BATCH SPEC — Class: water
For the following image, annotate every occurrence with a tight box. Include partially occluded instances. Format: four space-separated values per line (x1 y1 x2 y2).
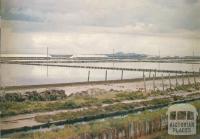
0 62 199 86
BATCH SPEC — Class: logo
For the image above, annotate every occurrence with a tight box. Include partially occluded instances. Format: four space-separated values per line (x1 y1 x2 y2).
166 103 198 135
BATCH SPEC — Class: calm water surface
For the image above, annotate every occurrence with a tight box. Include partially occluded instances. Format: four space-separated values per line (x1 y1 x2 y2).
0 62 199 86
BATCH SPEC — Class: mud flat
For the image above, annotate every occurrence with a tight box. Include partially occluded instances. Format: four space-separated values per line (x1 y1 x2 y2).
1 76 200 95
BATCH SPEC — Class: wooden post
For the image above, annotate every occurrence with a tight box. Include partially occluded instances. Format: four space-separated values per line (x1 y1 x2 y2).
187 73 190 85
143 74 146 92
199 68 200 76
105 70 107 81
175 73 178 87
199 68 200 83
47 65 49 77
153 74 156 91
194 72 196 85
162 74 164 91
168 74 171 89
149 71 151 78
182 74 184 85
121 70 124 80
88 70 90 82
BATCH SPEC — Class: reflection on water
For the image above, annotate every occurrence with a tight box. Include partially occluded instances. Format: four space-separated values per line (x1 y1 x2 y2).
67 62 200 72
0 62 199 86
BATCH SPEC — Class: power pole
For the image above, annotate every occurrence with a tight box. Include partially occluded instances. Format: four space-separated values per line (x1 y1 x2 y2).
46 47 49 77
158 46 160 70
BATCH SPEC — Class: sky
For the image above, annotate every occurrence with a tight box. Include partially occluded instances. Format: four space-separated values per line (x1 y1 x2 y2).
1 0 200 56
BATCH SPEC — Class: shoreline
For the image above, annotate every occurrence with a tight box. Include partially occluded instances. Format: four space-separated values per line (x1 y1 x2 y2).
0 78 146 90
1 75 199 91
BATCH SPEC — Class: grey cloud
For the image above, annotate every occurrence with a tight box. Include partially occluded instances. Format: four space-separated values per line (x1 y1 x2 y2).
2 0 199 34
184 0 199 4
1 0 200 56
3 12 43 22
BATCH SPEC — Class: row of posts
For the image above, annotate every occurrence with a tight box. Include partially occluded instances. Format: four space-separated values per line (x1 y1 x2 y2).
87 70 124 82
87 69 176 82
143 71 199 92
87 69 200 91
87 69 200 92
87 69 200 82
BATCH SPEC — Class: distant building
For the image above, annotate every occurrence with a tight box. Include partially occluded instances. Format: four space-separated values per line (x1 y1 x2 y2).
106 52 147 60
50 54 72 59
70 54 108 60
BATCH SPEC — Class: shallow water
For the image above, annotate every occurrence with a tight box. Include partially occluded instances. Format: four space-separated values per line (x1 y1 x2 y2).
0 62 199 86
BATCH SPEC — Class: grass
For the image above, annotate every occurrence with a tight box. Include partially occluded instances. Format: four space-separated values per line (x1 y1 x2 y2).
9 105 168 139
34 98 171 123
0 101 80 117
0 91 146 117
5 82 200 139
173 83 200 92
8 93 200 139
1 83 199 117
115 91 147 101
11 98 200 139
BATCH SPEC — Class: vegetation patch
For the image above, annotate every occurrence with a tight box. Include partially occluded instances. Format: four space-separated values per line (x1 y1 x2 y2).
1 83 199 117
10 99 200 139
9 106 168 139
0 89 66 102
34 98 171 123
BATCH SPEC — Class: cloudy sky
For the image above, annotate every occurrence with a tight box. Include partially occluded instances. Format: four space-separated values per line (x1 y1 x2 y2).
1 0 200 56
